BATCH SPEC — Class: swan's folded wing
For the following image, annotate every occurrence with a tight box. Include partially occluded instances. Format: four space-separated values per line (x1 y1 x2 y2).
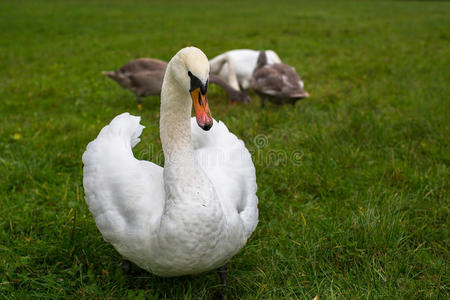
82 113 165 249
252 67 285 95
128 70 164 96
191 118 258 238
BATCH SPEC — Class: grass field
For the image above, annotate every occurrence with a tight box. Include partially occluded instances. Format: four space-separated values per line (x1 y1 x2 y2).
0 0 449 298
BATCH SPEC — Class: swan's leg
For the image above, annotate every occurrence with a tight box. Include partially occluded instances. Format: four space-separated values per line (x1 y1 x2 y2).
121 259 131 274
217 264 227 287
137 97 143 110
213 264 227 300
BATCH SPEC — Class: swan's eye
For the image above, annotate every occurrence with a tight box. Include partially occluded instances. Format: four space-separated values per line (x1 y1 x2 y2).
188 71 207 94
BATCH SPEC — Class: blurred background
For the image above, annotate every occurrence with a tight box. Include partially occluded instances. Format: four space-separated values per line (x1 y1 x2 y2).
0 0 448 298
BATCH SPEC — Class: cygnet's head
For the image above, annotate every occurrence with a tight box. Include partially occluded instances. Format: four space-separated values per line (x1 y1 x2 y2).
169 47 212 131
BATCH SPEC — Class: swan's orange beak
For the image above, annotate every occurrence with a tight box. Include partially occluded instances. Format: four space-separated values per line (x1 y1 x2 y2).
191 88 213 131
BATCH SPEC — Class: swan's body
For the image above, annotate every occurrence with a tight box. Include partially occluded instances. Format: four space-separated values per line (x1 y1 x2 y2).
251 51 309 107
103 58 250 104
210 49 282 90
102 58 167 99
83 47 258 277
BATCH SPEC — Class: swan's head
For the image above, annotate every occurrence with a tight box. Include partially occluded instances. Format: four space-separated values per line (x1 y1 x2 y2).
171 47 213 131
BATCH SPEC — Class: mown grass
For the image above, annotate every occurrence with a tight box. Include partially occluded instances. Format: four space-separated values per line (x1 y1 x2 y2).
0 0 448 298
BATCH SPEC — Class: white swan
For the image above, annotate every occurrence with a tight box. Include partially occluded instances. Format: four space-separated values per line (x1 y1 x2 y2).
210 49 282 90
82 47 258 277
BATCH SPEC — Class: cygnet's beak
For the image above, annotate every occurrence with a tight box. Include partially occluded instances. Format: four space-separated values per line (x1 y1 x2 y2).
191 86 212 131
299 90 310 98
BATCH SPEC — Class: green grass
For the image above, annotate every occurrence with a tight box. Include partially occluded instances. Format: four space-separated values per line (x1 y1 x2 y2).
0 0 449 298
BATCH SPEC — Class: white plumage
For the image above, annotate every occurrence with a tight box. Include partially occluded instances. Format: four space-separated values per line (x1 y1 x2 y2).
210 49 282 90
82 47 258 277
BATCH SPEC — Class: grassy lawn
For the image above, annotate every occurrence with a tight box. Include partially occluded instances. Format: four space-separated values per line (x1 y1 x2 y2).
0 0 448 298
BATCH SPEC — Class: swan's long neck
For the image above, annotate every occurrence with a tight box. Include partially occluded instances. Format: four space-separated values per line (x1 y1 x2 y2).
160 66 194 165
210 54 240 91
157 49 226 254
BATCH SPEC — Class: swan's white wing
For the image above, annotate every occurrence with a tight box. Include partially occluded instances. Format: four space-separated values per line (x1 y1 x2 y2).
82 113 165 256
191 118 258 238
